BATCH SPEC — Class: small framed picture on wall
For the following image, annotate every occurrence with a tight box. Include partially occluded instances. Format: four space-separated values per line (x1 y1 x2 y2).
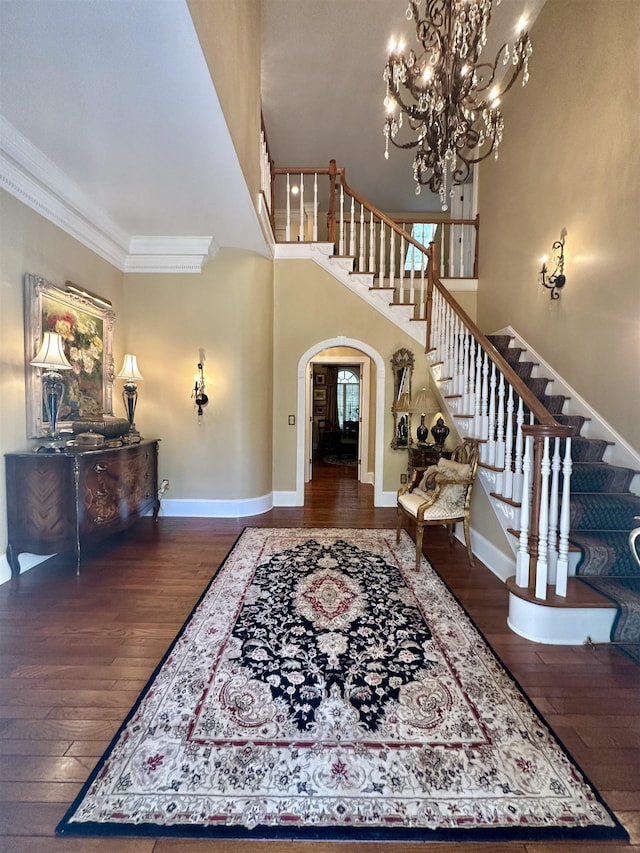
314 404 326 416
313 388 326 402
315 373 326 386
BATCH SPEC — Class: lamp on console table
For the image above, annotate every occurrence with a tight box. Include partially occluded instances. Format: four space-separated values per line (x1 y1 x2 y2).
411 387 438 444
116 354 143 441
30 331 72 449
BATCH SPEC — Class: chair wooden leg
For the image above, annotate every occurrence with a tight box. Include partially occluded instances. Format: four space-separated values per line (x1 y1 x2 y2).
415 523 424 571
463 517 475 567
446 522 454 545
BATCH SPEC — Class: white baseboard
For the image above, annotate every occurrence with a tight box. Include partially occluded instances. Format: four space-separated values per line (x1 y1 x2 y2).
161 494 273 518
272 490 300 507
379 490 398 508
462 526 516 582
0 552 53 586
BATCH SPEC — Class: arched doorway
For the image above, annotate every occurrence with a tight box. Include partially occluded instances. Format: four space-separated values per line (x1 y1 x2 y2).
295 337 386 506
308 355 367 483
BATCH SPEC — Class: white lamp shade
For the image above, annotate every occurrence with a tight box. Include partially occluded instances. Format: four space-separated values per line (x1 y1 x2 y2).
30 332 72 370
116 354 143 381
411 387 438 413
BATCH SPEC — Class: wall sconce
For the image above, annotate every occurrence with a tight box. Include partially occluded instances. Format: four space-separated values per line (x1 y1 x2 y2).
116 354 143 440
539 232 567 300
30 331 72 447
193 359 208 418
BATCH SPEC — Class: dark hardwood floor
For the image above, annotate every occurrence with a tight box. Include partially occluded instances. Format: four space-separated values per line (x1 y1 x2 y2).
0 458 638 852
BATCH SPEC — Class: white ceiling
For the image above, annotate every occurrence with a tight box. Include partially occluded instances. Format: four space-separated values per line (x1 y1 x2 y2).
0 0 546 269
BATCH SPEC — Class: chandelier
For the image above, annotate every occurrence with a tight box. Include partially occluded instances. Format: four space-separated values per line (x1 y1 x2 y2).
383 0 532 209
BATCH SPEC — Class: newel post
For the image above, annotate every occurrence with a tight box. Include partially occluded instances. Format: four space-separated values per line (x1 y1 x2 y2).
522 423 573 595
327 159 338 245
425 241 437 352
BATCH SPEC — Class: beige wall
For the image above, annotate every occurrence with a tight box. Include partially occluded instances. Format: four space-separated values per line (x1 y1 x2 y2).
0 190 125 571
122 249 273 501
187 0 262 203
273 260 433 494
478 0 640 450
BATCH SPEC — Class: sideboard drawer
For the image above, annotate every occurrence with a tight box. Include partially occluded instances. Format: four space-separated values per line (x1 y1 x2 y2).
5 439 159 577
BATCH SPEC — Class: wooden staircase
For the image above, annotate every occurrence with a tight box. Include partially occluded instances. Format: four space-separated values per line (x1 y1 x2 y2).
266 158 640 653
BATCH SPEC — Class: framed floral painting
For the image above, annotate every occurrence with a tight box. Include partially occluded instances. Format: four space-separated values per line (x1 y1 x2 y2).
24 274 115 438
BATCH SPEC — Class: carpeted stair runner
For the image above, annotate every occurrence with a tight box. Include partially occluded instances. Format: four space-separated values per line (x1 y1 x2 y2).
489 335 640 664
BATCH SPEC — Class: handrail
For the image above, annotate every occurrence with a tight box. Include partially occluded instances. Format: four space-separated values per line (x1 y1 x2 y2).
330 160 438 260
425 238 574 598
427 242 571 433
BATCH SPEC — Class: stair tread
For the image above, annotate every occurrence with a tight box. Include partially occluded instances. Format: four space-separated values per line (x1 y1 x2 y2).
506 576 617 609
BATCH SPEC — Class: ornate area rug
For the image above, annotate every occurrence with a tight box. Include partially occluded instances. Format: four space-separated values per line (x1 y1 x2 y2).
57 528 627 842
323 453 357 466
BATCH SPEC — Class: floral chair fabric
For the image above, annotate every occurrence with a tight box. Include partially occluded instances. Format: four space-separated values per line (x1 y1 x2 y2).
397 438 480 570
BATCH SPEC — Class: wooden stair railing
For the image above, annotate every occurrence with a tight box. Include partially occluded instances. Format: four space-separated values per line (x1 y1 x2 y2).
426 240 574 599
268 157 573 600
270 161 477 295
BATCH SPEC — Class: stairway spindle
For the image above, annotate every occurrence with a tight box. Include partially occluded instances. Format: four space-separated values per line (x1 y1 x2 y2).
389 229 396 295
535 436 551 600
368 211 375 275
516 433 533 587
298 173 304 242
313 173 318 242
339 184 345 255
349 196 355 257
556 437 572 597
488 360 497 466
503 384 515 499
286 173 291 242
548 437 562 583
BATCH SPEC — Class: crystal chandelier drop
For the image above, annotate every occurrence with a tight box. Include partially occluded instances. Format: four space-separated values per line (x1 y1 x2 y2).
383 0 532 209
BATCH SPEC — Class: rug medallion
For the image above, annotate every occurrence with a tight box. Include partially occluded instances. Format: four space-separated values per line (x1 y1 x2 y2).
57 528 627 841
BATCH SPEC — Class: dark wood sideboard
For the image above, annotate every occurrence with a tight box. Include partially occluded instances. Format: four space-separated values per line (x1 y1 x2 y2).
5 439 159 577
408 444 452 473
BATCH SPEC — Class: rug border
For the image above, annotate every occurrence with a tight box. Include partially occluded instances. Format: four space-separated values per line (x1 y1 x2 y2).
55 526 629 843
423 547 629 844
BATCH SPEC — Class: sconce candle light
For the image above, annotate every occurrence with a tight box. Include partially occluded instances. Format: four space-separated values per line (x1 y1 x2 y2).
116 354 143 440
539 233 567 299
30 331 72 446
193 361 208 418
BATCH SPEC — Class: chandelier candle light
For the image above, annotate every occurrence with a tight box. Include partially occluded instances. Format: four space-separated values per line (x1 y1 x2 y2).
383 0 532 208
116 354 143 440
30 331 72 445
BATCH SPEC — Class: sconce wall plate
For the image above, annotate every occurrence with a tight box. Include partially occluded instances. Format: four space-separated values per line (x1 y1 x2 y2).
540 233 567 300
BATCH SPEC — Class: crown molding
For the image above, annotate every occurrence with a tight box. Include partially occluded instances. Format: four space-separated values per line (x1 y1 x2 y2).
124 236 218 273
0 115 215 274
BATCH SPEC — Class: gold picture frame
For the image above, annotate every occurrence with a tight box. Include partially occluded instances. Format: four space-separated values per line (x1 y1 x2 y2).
24 274 115 439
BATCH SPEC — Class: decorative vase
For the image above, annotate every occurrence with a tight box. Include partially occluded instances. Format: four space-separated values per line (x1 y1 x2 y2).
416 414 429 444
431 416 450 450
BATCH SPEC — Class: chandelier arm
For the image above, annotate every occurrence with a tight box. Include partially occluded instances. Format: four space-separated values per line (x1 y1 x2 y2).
383 1 531 202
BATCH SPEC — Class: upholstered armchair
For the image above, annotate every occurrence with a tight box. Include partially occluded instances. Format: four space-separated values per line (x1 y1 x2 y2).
396 438 480 570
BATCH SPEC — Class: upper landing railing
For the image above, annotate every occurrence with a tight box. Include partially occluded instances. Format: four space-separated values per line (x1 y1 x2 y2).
261 153 479 285
259 145 574 601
